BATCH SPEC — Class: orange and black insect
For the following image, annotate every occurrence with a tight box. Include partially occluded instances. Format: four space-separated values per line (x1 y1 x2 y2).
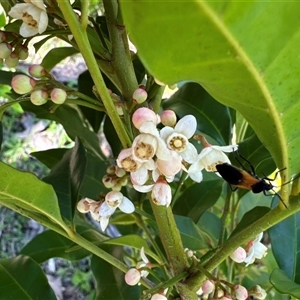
215 152 287 208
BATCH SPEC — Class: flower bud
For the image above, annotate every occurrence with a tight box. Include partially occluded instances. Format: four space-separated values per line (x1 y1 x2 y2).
77 198 95 213
160 110 177 127
132 88 148 104
125 268 141 286
201 280 215 294
132 107 159 129
106 165 116 175
5 52 19 68
50 88 67 104
248 285 267 299
0 43 12 59
102 175 115 189
151 180 172 207
234 285 248 300
11 74 36 94
115 166 126 177
30 90 48 106
28 64 47 78
18 45 29 60
230 247 247 263
151 294 167 300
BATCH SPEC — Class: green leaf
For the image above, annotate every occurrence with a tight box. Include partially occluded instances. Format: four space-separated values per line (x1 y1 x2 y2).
120 1 300 177
0 70 14 86
102 235 160 262
21 226 107 263
175 215 210 250
20 102 106 161
41 47 79 71
0 162 70 235
270 268 300 298
43 138 87 222
91 254 141 300
173 176 223 223
164 82 232 145
31 148 69 169
0 255 56 299
269 210 300 282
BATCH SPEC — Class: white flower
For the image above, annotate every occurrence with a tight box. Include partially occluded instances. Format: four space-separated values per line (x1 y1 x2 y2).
188 144 238 182
9 0 48 37
244 232 268 266
125 247 150 286
160 115 198 163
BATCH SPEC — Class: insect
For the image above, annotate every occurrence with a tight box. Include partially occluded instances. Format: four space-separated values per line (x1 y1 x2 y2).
215 152 288 208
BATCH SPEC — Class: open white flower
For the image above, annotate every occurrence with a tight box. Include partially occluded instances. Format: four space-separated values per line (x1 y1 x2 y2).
244 232 268 266
9 0 48 37
160 115 198 163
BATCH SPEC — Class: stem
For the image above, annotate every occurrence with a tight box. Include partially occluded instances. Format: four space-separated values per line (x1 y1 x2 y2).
103 0 138 103
59 1 132 148
184 194 300 291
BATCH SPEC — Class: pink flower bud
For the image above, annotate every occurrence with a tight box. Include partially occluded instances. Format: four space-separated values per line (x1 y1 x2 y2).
151 180 172 207
5 52 19 68
28 64 47 78
125 268 141 286
50 88 67 104
18 45 29 60
230 247 247 263
151 294 167 300
160 110 177 127
201 280 215 294
234 285 248 300
30 90 48 106
77 198 95 213
132 107 159 129
132 88 148 104
0 43 12 59
11 74 36 94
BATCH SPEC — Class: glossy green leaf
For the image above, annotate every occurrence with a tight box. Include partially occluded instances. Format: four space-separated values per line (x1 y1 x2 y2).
173 177 223 223
20 226 107 263
175 215 210 250
120 1 300 177
20 102 106 160
102 235 160 262
91 254 141 300
0 70 14 86
0 162 69 235
41 47 79 71
270 268 300 298
43 138 87 222
31 148 69 169
0 255 56 299
164 82 232 145
269 210 300 282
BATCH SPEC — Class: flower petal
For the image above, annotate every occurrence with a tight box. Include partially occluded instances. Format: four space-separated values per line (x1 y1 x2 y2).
119 197 135 213
175 115 197 139
100 217 110 231
181 143 198 163
133 184 154 193
99 202 116 217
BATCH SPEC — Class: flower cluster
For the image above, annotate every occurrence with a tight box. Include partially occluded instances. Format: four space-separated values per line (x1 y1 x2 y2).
116 107 238 206
77 191 134 231
230 232 268 266
11 66 68 106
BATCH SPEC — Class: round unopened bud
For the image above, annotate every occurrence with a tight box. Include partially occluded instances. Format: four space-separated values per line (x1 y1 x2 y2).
234 285 248 300
132 107 159 129
102 175 115 189
230 247 247 263
11 74 36 94
5 52 19 68
151 294 167 300
132 88 148 104
29 64 47 78
151 180 172 207
0 43 12 59
160 110 177 127
51 88 67 104
18 46 29 60
115 166 126 178
30 90 48 106
125 268 141 286
201 280 215 294
220 295 232 300
77 198 95 213
0 31 6 43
